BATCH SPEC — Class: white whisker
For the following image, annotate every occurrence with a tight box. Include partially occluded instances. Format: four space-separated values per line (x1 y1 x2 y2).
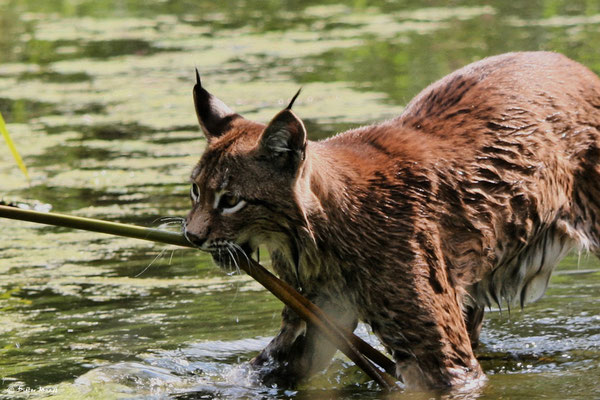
136 248 167 277
226 245 241 275
231 242 251 271
161 221 185 227
153 216 185 225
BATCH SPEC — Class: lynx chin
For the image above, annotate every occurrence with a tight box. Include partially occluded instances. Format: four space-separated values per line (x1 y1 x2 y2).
184 52 600 390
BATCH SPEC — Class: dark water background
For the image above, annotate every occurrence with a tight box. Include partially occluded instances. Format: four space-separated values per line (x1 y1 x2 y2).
0 1 599 398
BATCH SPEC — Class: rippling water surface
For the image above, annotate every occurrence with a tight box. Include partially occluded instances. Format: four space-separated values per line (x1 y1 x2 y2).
1 1 599 398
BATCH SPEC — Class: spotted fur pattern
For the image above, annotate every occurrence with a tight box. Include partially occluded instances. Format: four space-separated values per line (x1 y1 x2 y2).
184 52 600 389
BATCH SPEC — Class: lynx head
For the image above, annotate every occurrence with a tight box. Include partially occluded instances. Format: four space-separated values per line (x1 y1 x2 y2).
184 71 308 270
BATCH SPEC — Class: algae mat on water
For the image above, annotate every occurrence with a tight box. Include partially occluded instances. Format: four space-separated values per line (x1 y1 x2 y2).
1 1 600 398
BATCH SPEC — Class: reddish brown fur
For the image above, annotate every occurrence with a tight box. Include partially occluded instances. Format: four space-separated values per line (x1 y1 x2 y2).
185 52 600 390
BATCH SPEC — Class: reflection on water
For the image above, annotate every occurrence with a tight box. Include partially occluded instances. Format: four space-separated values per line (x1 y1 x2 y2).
1 1 599 398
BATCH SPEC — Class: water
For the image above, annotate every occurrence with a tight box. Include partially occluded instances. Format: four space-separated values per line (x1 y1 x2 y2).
1 1 599 398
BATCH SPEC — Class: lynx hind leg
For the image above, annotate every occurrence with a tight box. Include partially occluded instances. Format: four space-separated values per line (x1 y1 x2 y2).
250 298 357 388
571 163 600 263
464 304 485 350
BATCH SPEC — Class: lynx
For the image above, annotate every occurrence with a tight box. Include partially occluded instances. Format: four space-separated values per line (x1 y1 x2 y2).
184 52 600 389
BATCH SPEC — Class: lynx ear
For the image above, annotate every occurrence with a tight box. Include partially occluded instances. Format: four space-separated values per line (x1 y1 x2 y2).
259 96 307 168
193 69 240 141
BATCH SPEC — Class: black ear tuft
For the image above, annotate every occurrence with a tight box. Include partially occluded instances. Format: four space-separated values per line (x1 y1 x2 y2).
195 68 201 86
193 70 241 141
286 87 302 110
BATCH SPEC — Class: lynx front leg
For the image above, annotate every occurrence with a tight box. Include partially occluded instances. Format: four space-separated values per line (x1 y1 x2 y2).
250 298 357 388
369 289 482 389
365 243 484 389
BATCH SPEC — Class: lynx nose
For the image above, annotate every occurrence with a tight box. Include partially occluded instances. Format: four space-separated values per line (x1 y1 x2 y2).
185 231 207 248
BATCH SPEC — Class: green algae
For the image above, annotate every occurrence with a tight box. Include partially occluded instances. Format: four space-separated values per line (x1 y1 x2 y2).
1 1 600 399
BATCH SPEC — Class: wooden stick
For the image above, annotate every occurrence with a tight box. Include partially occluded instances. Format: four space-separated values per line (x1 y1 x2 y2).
0 205 398 389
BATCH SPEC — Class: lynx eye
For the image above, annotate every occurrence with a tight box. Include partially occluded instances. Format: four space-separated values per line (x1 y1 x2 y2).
190 183 200 203
220 193 239 208
218 193 247 215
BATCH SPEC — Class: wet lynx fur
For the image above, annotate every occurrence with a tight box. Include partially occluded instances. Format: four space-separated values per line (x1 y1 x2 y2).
184 52 600 389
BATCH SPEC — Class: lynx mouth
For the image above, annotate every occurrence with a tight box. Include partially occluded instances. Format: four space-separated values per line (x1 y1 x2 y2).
208 240 255 272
